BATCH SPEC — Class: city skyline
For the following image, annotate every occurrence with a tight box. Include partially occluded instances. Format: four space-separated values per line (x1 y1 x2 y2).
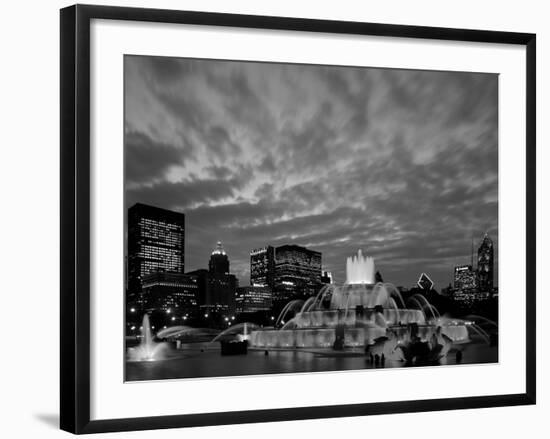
128 200 496 290
125 56 498 288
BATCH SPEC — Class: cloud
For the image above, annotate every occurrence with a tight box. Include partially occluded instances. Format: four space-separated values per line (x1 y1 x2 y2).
125 130 185 184
126 164 253 211
125 56 499 288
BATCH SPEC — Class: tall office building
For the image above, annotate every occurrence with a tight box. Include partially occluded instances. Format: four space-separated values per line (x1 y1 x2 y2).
477 233 494 292
454 265 477 290
273 244 322 301
127 203 185 309
185 268 210 307
206 242 237 313
209 241 230 274
250 246 275 287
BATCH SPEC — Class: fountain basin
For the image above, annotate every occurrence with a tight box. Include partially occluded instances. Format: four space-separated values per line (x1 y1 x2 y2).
249 324 469 349
290 308 426 329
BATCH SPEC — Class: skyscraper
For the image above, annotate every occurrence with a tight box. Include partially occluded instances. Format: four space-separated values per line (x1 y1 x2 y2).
454 265 477 290
250 246 275 288
273 244 322 301
417 272 434 290
206 242 237 313
127 203 185 308
185 268 210 307
477 233 494 291
209 241 230 274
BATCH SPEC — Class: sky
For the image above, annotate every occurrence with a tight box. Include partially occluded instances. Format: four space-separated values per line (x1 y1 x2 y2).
124 55 498 289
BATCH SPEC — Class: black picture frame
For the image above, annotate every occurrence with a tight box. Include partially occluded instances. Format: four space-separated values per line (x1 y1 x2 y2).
60 4 536 434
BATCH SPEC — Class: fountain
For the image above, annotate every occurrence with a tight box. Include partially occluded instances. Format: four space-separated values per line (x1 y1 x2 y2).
209 322 258 356
250 250 471 363
127 314 168 362
210 322 258 343
156 325 219 340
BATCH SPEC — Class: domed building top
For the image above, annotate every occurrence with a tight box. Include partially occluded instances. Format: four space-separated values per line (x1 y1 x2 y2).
209 241 230 275
212 241 226 255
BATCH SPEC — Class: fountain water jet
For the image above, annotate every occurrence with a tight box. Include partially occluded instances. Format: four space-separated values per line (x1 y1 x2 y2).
275 300 304 327
209 322 259 344
127 314 168 362
300 296 317 313
346 249 376 284
156 326 219 340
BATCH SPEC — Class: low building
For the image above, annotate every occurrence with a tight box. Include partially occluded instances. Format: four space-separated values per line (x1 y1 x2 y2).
235 286 272 314
454 264 477 290
452 288 490 305
141 272 199 313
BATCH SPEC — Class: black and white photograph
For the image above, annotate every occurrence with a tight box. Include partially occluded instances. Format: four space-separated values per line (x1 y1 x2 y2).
124 56 499 381
1 0 543 436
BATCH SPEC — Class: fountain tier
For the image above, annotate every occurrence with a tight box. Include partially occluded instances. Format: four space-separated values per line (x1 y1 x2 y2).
250 250 470 354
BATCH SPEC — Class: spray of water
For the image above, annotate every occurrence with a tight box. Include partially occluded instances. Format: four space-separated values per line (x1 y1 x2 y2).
127 314 168 362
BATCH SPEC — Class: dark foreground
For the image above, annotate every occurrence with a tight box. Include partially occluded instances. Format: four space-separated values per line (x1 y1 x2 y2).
126 336 498 382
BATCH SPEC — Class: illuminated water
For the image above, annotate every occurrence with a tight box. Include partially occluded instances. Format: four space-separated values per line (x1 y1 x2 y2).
127 314 168 362
210 322 258 343
125 337 497 381
250 251 471 358
125 250 496 378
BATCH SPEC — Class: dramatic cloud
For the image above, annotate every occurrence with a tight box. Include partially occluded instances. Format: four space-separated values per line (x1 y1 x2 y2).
125 130 185 184
125 55 498 288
